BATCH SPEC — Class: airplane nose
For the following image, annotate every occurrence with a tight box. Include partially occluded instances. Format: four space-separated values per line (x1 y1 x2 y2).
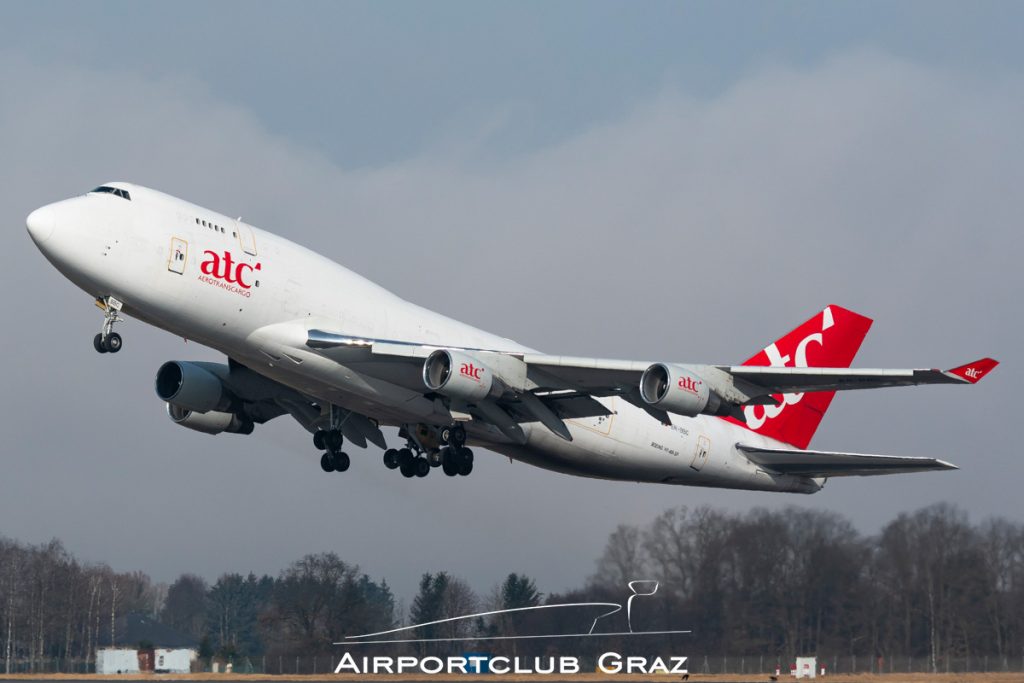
26 206 56 244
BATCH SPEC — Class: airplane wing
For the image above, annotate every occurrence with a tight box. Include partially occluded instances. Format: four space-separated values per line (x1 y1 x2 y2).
736 444 958 477
523 355 999 397
304 329 997 441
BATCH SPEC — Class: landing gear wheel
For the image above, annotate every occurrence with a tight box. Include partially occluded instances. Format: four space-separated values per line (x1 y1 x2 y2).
320 452 335 472
104 333 122 353
333 452 350 472
398 448 414 467
415 458 430 477
313 430 327 450
324 429 343 452
428 450 442 467
457 459 473 476
442 451 458 477
93 334 108 354
383 449 399 469
400 459 416 478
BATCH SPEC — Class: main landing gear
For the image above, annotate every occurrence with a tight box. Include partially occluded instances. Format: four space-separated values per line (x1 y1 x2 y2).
382 423 474 479
315 428 350 473
315 405 350 473
93 296 124 354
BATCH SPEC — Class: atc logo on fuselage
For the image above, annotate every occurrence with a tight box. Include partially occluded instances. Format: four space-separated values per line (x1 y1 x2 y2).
198 249 262 297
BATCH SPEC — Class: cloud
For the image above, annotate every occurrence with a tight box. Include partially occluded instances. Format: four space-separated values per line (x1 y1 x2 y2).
0 48 1019 600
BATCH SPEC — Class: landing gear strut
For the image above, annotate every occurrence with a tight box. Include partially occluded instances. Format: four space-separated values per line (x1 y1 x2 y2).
93 296 124 354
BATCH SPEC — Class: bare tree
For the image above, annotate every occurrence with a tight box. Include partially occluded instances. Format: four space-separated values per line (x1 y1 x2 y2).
591 524 645 589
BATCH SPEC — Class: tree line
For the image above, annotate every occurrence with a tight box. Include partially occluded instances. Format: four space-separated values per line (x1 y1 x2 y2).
1 502 1022 672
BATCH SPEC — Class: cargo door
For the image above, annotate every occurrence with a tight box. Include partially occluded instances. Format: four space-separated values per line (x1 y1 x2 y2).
236 219 258 255
168 237 188 274
691 435 710 471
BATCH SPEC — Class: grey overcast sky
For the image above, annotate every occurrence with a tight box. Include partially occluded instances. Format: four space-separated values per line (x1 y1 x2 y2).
1 2 1021 603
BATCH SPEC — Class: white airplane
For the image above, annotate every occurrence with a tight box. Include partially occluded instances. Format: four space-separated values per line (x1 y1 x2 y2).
26 183 998 493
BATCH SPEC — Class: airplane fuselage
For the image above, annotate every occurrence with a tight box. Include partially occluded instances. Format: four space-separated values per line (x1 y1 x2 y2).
26 183 822 493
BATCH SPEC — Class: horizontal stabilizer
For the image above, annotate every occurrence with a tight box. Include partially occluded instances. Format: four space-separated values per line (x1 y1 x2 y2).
737 444 958 477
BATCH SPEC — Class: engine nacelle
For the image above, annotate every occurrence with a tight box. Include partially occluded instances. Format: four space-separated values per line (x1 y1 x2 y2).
166 404 254 435
423 349 503 403
639 363 729 417
155 361 231 413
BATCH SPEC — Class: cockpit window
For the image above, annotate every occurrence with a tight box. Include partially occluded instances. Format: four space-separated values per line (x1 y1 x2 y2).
90 186 131 201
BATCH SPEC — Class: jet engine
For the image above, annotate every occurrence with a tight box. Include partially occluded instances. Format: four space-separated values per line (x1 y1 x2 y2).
639 363 731 417
422 349 504 402
155 361 232 413
166 404 254 435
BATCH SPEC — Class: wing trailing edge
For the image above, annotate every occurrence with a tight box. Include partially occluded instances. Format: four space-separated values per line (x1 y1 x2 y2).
737 443 958 478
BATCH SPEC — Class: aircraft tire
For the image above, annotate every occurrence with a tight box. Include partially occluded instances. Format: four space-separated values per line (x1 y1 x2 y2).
313 430 326 450
442 458 458 476
400 460 416 478
415 458 430 477
383 449 399 469
104 333 122 353
457 459 473 476
320 452 335 472
93 334 108 353
334 452 350 472
398 448 414 467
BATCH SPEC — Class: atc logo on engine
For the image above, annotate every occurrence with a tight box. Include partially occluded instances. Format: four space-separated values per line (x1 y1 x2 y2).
459 362 484 381
678 376 701 395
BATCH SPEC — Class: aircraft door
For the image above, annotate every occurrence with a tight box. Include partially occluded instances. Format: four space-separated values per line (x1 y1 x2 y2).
236 220 258 255
691 435 710 471
167 237 188 274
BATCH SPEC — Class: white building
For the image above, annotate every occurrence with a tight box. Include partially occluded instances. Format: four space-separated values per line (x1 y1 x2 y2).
155 648 195 673
96 649 140 674
95 647 196 674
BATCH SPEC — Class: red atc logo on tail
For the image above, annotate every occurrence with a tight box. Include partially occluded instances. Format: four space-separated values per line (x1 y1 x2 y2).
724 305 873 449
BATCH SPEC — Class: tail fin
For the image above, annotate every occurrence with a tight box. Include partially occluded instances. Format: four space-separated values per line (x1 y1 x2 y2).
725 305 873 449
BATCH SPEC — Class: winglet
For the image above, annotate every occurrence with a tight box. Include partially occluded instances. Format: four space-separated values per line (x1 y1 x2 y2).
947 358 999 384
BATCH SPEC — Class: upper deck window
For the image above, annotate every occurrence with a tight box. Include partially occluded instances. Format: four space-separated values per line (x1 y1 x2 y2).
90 186 131 201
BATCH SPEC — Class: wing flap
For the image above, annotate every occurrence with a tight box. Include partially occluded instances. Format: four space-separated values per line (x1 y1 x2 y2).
737 444 958 477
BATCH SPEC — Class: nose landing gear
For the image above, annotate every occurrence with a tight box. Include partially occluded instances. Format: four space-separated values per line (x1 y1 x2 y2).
93 296 124 354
